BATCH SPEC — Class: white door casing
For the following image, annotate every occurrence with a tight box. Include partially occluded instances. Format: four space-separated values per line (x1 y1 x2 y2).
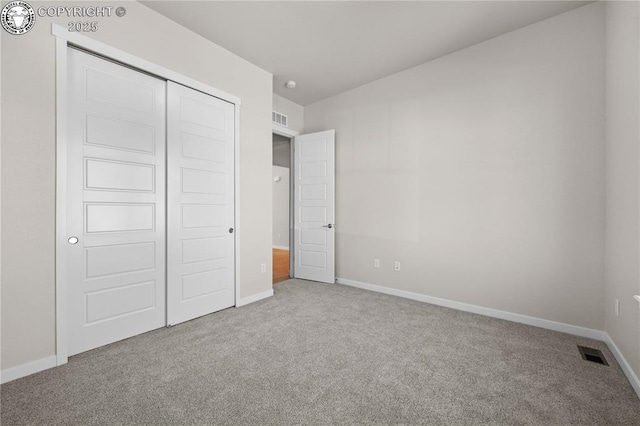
167 82 236 325
66 48 167 355
293 130 336 283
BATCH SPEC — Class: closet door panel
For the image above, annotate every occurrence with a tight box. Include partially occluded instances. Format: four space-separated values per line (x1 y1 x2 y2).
167 82 235 325
66 48 167 355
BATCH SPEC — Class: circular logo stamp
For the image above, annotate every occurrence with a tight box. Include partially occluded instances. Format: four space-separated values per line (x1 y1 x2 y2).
1 1 35 35
115 7 126 17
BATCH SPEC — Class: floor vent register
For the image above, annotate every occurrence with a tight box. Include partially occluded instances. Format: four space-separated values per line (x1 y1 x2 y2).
577 345 609 366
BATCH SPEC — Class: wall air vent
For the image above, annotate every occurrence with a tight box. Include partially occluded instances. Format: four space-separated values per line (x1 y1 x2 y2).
272 111 288 127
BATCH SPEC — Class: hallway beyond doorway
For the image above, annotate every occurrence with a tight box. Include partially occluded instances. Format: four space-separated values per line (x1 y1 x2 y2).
273 248 290 284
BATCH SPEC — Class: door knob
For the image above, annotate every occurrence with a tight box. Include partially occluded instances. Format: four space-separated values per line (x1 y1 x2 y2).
323 224 334 229
68 236 79 245
229 228 234 234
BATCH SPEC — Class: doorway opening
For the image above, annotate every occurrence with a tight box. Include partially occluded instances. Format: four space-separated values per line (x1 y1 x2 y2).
272 133 292 285
271 125 335 285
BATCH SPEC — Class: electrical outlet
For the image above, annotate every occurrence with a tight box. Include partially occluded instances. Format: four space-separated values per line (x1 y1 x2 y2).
615 299 620 317
374 259 380 269
394 261 400 271
261 263 266 273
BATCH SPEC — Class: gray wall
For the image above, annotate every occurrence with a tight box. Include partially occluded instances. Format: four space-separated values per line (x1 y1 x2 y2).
273 166 290 249
605 1 640 379
272 133 291 249
273 134 291 168
304 3 606 330
1 1 273 371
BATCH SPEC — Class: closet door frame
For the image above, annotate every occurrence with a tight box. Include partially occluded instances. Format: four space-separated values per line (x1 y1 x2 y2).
54 25 242 366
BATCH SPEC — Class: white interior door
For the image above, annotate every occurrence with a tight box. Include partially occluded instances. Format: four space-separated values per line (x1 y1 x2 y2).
66 48 167 355
293 130 336 283
167 82 235 326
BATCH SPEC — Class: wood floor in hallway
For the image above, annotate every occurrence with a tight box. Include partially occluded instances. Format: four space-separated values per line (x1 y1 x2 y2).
273 248 290 284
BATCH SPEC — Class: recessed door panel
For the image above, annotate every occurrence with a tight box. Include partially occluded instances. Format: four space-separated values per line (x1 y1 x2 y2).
67 48 166 356
86 115 156 153
182 237 226 264
180 98 226 130
85 204 154 233
299 251 327 269
181 204 226 229
86 68 155 113
181 169 225 195
167 81 235 326
300 161 327 179
86 281 156 323
182 269 227 300
181 133 225 162
300 138 327 156
85 159 154 192
300 206 327 223
86 242 155 278
300 184 327 201
300 229 327 246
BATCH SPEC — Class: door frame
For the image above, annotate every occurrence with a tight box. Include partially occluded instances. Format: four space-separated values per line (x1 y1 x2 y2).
54 25 242 366
272 125 299 279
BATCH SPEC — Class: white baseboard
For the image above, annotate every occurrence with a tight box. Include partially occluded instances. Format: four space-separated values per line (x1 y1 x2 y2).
236 288 274 307
273 245 289 250
1 355 57 384
336 278 605 340
604 333 640 398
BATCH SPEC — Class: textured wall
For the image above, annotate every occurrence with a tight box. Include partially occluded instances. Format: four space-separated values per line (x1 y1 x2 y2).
273 134 291 168
605 0 640 380
305 3 605 330
273 166 290 249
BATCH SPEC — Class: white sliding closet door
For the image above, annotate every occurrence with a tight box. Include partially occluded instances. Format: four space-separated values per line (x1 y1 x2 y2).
167 82 236 326
66 48 167 355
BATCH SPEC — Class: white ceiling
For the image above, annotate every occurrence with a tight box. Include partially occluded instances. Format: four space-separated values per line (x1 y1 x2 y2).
142 1 591 106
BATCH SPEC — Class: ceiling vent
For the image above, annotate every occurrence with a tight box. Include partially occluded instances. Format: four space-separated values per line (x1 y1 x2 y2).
272 111 288 127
